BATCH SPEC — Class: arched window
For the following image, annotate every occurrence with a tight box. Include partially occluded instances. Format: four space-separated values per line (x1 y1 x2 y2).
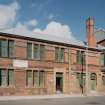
90 73 97 80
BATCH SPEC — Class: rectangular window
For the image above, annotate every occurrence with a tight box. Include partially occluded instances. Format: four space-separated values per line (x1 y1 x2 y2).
0 69 14 87
77 50 81 64
40 45 45 60
39 71 44 86
8 69 14 86
8 40 15 57
27 43 32 59
100 54 104 66
0 39 8 57
55 47 65 62
33 71 39 86
26 70 45 87
34 44 40 60
55 47 59 62
76 73 85 87
34 44 45 60
102 76 105 85
26 70 33 86
0 69 7 86
60 48 64 62
77 51 85 64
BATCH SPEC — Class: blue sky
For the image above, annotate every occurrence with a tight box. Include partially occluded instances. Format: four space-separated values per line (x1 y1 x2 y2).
0 0 105 41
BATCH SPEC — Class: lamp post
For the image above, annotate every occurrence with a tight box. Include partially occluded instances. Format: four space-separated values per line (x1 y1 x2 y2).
81 51 84 95
85 44 89 96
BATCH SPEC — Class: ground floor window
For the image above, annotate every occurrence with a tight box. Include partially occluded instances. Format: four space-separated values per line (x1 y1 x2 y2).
76 72 85 88
90 73 97 91
102 75 105 85
26 70 45 87
0 69 14 86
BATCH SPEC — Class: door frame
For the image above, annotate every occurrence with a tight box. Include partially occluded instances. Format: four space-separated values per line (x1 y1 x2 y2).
56 72 63 93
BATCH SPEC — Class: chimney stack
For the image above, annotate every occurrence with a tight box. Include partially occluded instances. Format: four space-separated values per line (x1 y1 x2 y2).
86 17 96 47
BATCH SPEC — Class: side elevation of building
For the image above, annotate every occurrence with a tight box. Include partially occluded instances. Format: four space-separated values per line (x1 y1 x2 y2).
0 17 105 96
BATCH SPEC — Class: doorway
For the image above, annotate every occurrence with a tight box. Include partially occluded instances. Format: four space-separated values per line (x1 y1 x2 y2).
56 73 63 93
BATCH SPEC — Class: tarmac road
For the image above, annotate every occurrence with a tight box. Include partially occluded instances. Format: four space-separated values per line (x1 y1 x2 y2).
0 96 105 105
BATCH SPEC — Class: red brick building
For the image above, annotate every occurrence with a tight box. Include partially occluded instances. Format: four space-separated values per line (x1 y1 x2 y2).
0 17 105 96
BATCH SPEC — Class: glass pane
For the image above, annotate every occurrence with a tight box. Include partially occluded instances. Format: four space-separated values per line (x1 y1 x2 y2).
60 48 64 62
77 51 82 64
33 71 39 86
8 40 15 57
82 54 85 65
55 47 59 62
1 40 8 57
8 69 14 86
40 45 45 60
100 54 104 66
39 71 44 86
34 44 40 60
27 43 32 59
27 70 33 86
0 69 7 86
102 76 105 85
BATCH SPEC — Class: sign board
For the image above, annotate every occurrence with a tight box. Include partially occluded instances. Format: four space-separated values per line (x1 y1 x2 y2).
13 60 28 68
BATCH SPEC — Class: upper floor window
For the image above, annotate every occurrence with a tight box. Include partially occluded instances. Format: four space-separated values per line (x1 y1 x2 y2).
77 50 85 64
27 43 45 60
0 39 15 58
8 40 15 57
100 53 105 66
0 39 8 57
27 43 32 59
34 44 45 60
55 47 65 62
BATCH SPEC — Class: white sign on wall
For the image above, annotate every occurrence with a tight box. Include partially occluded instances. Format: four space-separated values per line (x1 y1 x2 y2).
13 60 28 68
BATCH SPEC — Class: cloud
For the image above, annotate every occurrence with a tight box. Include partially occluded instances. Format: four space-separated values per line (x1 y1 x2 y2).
0 1 76 42
4 20 75 41
33 21 75 40
0 2 19 28
4 22 31 35
24 19 38 27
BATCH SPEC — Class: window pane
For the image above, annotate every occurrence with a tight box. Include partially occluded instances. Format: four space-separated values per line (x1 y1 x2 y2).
8 69 14 86
8 40 15 57
33 71 39 86
27 43 32 59
102 76 105 85
1 39 8 57
60 48 64 62
100 54 104 66
34 44 40 60
55 47 59 62
0 69 7 86
82 53 85 65
77 51 82 64
27 70 33 86
40 45 45 60
39 71 44 86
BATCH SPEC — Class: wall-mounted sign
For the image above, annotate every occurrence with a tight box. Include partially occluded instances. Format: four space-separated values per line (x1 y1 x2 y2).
13 60 28 68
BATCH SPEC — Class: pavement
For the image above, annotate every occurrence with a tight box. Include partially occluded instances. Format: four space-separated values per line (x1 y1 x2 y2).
0 95 105 105
0 94 103 101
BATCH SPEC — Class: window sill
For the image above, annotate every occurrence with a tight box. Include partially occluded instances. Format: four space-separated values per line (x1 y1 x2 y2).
0 86 15 88
25 86 45 89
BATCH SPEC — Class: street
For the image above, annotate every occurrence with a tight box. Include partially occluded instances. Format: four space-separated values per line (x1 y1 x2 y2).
0 96 105 105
